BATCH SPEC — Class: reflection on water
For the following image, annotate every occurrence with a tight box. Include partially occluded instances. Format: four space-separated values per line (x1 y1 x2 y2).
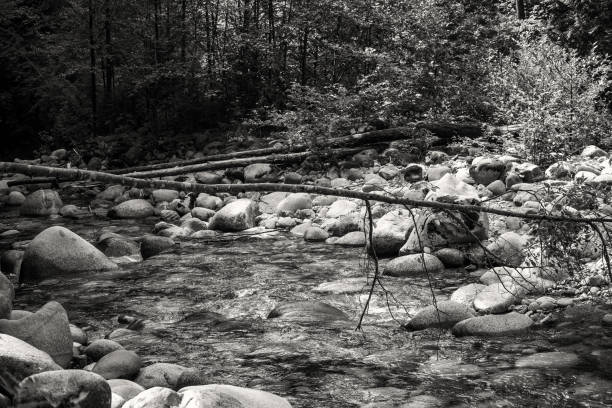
3 212 612 407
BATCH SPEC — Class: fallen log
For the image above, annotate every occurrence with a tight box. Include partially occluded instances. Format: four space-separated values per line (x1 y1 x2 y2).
110 121 483 175
2 162 612 226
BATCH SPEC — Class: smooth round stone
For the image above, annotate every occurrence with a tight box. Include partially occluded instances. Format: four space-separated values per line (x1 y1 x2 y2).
405 300 474 331
85 339 124 361
433 248 465 267
334 231 366 246
208 199 257 232
602 314 612 326
122 386 181 408
473 282 526 314
0 334 61 383
450 283 486 308
178 384 292 408
140 235 175 259
93 350 141 380
303 227 329 242
15 369 111 408
109 199 155 218
20 189 63 216
7 191 26 206
108 379 145 400
384 254 444 277
135 362 195 390
69 324 88 345
191 207 215 221
275 193 312 216
515 352 581 369
452 312 534 337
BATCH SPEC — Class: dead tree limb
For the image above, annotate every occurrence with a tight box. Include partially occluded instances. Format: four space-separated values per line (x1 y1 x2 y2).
3 162 612 226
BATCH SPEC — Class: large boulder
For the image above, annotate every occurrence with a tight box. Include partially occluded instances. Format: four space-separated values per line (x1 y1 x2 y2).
452 312 534 337
428 173 480 203
0 334 61 383
405 301 475 330
20 189 63 216
370 209 415 257
14 370 112 408
178 384 292 408
209 199 257 232
109 199 155 218
93 350 141 380
383 254 444 277
276 193 312 216
0 301 72 367
20 226 118 281
473 282 527 314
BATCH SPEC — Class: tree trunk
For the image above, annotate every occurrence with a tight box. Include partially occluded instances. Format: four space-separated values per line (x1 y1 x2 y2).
516 0 525 19
300 26 308 85
88 0 97 136
181 0 186 61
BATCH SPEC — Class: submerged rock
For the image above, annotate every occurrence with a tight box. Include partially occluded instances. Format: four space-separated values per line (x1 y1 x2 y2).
452 312 533 337
405 301 474 330
20 226 118 281
268 301 349 322
0 301 72 367
15 370 111 408
515 352 581 369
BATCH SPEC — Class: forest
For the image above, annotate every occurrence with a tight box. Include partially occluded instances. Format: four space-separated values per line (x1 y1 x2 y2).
2 0 612 407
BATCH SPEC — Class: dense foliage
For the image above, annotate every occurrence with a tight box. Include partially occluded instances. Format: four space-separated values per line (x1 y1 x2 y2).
1 0 611 162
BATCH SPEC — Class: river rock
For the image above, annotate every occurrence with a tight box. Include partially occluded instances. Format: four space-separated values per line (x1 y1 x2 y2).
362 174 388 192
433 248 465 267
335 231 366 246
97 185 125 201
109 199 155 218
582 145 608 158
1 249 24 277
7 191 26 206
135 363 196 390
405 301 474 330
195 193 223 210
378 164 400 180
20 189 63 216
427 165 451 182
20 226 118 281
93 350 141 380
268 301 349 322
473 282 527 313
303 227 329 241
140 235 175 259
0 301 72 367
85 339 125 361
276 193 312 216
469 157 506 186
178 384 292 408
191 207 215 221
511 183 547 206
327 200 359 218
487 180 506 195
0 273 13 319
244 163 274 182
122 386 181 408
108 379 145 401
0 334 62 383
209 199 257 232
195 171 222 184
322 215 363 236
353 149 378 166
97 233 141 258
151 189 179 203
486 232 527 266
452 312 534 337
14 369 111 408
450 283 487 308
370 209 415 257
384 254 444 277
515 352 581 369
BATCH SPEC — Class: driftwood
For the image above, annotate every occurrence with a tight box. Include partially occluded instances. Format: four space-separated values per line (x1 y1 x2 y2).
2 162 612 225
110 121 483 175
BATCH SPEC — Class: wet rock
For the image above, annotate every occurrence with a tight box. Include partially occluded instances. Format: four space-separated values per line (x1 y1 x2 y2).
191 207 215 221
85 339 125 361
70 324 88 345
1 249 23 277
276 193 312 216
405 300 474 330
20 226 118 281
334 231 366 246
303 227 329 242
427 165 451 182
181 218 208 232
371 209 415 257
268 301 349 322
108 379 145 401
93 350 141 380
97 185 125 201
322 215 363 236
178 384 292 408
109 199 155 219
14 369 111 408
195 193 223 210
327 200 359 218
452 312 534 337
140 235 175 259
0 334 61 383
122 386 181 408
384 254 444 277
473 282 527 313
244 163 274 182
450 283 486 308
470 157 506 186
486 232 526 266
0 301 72 367
59 204 83 218
209 199 257 232
135 363 199 390
152 189 179 203
97 233 141 258
195 172 222 184
160 209 180 223
433 248 465 267
312 278 366 294
7 191 26 206
20 189 63 216
515 352 581 369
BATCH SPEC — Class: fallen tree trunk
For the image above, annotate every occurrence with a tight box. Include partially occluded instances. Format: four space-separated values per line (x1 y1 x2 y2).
2 162 611 225
110 121 484 175
122 147 363 179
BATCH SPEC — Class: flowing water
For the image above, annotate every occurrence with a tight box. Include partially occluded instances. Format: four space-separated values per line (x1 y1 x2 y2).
2 209 612 407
